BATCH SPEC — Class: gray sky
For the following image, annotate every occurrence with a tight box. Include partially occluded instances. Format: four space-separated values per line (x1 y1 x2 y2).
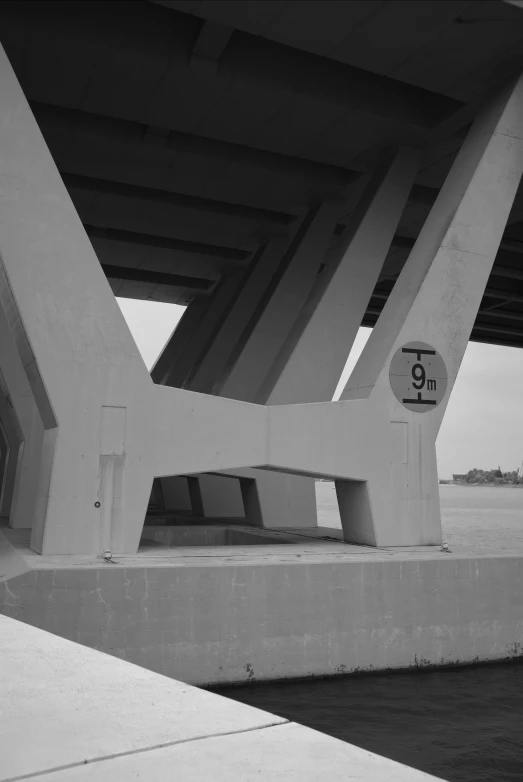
118 298 523 480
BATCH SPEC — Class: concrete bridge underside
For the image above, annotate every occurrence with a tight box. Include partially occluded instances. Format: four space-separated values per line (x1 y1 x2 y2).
1 1 523 553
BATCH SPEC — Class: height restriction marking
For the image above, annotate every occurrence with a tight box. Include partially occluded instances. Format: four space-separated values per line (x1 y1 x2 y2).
389 341 448 413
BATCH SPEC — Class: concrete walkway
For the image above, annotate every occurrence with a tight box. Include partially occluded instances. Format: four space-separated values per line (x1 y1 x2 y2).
0 614 441 781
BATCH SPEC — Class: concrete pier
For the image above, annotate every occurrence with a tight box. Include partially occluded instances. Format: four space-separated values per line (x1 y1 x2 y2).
0 4 522 752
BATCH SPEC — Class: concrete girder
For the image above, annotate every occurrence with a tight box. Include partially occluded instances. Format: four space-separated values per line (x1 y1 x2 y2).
33 103 459 220
219 30 461 130
32 102 356 194
0 2 462 130
85 224 252 263
102 264 214 292
63 172 297 226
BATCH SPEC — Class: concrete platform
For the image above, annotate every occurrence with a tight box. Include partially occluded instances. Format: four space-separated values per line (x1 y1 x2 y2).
1 614 441 781
1 524 522 687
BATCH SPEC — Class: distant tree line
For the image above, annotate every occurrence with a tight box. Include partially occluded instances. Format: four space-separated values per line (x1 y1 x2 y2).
461 468 522 485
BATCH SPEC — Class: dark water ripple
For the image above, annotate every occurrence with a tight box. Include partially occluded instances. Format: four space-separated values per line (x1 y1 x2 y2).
212 663 523 781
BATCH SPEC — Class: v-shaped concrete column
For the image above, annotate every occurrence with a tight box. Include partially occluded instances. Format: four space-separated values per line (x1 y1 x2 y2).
173 153 419 530
0 46 154 554
340 73 523 546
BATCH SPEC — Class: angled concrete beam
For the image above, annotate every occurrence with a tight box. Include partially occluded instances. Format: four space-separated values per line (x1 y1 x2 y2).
151 299 208 386
219 202 344 403
262 148 421 405
162 272 246 389
187 237 291 395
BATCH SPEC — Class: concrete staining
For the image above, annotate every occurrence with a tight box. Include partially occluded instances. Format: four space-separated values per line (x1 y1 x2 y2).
1 615 441 782
1 529 522 687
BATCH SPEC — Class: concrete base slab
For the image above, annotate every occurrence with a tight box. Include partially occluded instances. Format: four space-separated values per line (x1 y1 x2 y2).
1 527 522 688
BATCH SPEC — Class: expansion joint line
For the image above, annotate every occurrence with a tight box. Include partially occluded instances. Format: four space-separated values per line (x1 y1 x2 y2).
6 720 290 781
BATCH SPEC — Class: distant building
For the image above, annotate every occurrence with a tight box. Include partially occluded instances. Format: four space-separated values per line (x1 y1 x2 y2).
452 474 467 482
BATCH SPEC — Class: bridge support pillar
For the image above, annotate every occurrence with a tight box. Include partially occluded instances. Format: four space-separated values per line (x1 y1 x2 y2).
0 44 154 554
341 73 523 546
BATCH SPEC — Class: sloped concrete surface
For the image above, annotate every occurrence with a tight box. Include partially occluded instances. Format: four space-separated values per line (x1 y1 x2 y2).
0 615 441 781
30 723 442 781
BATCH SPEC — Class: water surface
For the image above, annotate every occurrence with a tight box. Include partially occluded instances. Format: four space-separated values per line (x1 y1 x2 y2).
214 663 523 782
316 481 523 554
215 485 523 782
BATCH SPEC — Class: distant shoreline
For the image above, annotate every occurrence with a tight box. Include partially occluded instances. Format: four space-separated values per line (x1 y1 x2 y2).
440 481 523 488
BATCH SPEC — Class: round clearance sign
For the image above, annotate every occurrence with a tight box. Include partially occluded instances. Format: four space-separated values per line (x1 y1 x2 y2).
389 342 448 413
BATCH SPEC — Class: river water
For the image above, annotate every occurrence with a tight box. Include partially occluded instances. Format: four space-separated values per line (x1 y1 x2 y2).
213 485 523 782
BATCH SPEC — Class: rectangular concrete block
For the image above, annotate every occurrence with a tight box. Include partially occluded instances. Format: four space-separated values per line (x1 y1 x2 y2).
1 555 522 686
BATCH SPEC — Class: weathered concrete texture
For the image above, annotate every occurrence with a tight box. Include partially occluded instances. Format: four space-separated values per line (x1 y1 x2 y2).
1 555 521 687
1 614 439 782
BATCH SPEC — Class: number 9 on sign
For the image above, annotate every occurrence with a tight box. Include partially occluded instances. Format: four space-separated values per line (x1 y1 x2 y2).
389 342 448 413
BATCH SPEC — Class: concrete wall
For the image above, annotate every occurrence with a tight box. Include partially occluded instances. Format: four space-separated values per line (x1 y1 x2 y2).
1 555 522 687
1 614 439 781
